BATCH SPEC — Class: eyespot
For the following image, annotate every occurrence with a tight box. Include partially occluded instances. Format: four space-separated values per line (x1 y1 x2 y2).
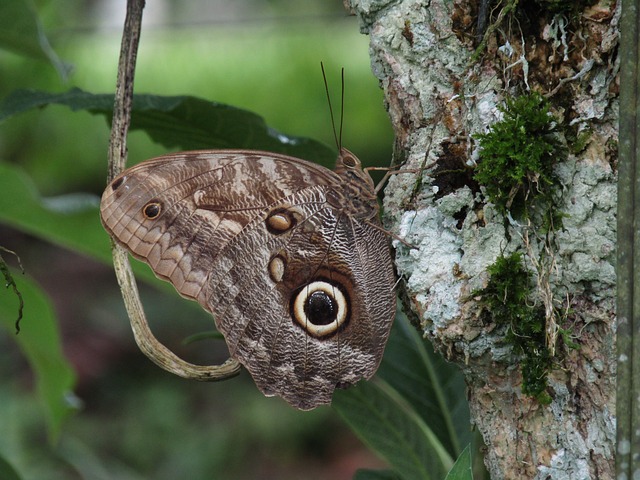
265 207 300 234
268 254 286 283
143 201 162 219
291 280 349 338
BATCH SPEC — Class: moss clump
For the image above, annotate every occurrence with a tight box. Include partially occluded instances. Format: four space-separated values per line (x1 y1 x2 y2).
474 92 565 216
567 127 592 155
475 252 552 404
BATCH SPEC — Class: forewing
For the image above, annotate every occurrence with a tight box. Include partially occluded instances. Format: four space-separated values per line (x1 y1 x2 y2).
100 150 336 306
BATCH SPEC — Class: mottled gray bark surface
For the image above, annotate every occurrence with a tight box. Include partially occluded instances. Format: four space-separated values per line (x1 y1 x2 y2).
345 0 618 478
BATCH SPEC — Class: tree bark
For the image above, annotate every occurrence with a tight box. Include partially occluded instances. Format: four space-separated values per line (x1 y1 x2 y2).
345 0 618 478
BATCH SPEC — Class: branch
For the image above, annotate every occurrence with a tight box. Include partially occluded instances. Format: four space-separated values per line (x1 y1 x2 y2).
106 0 240 381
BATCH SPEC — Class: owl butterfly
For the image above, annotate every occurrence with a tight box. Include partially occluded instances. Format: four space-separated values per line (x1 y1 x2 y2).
100 73 396 410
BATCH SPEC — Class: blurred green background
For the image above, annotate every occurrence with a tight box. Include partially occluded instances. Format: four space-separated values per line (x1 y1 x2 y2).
2 0 393 196
0 0 395 479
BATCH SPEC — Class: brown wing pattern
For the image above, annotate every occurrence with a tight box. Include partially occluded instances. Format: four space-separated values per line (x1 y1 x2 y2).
100 149 396 409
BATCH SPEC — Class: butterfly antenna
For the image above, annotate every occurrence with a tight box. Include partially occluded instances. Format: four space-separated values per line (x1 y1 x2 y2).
321 62 340 151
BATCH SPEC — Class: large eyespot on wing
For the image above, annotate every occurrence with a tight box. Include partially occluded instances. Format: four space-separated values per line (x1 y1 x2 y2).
291 279 350 338
211 202 396 410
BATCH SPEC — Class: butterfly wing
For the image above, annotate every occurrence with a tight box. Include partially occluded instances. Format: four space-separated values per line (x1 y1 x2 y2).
100 150 396 409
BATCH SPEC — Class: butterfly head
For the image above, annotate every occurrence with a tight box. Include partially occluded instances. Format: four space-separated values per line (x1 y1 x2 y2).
334 147 375 192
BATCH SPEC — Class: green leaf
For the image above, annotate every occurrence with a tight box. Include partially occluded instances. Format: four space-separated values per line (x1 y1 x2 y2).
0 88 336 166
0 162 161 285
0 162 111 263
0 0 69 79
376 312 471 457
333 378 453 480
0 452 22 480
445 445 473 480
353 469 402 480
0 270 77 441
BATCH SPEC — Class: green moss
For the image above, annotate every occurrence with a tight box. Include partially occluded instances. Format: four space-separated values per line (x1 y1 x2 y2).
475 252 552 403
480 253 532 321
474 92 565 216
520 345 552 404
567 127 593 155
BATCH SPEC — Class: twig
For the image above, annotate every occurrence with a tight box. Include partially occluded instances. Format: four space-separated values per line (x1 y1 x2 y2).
106 0 240 381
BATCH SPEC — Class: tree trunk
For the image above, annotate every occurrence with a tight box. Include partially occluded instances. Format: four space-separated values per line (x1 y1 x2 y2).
345 0 618 478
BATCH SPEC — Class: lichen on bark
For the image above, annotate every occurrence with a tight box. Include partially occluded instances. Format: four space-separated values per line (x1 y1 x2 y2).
346 0 618 478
